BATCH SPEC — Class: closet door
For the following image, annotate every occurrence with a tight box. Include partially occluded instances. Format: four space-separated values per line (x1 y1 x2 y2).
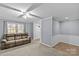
41 17 52 46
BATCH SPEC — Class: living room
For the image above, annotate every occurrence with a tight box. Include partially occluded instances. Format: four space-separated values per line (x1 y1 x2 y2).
0 3 79 56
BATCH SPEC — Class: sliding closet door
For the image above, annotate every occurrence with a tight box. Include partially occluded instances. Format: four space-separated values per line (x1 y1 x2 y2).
41 17 52 46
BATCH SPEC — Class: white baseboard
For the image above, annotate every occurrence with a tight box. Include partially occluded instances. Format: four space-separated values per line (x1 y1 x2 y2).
40 42 52 47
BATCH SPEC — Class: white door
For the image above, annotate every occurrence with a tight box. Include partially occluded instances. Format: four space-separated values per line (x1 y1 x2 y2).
33 22 41 40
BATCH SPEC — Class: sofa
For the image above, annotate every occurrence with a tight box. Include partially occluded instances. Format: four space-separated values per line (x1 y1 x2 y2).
1 33 31 50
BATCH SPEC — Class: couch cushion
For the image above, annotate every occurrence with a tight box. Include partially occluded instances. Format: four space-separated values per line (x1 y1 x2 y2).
22 38 29 41
6 40 15 44
22 36 27 38
7 37 14 41
15 36 22 39
15 39 23 42
15 38 29 42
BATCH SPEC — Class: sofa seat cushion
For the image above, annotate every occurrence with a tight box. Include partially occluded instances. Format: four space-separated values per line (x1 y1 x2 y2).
6 40 15 44
22 38 29 41
15 39 23 43
15 38 29 43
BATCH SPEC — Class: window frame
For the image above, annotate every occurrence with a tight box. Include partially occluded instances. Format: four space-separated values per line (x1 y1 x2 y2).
7 22 25 34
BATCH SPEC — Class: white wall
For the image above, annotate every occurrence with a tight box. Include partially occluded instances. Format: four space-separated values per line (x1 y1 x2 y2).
58 21 79 46
60 21 79 35
41 17 60 46
0 20 3 41
26 23 33 38
52 35 79 46
52 21 79 46
52 21 60 35
41 17 53 46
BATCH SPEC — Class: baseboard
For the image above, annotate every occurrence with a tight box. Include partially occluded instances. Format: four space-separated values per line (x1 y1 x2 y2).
40 42 52 47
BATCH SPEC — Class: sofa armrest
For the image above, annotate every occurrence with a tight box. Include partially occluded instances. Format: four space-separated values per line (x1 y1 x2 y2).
1 39 7 50
1 39 7 43
28 36 32 42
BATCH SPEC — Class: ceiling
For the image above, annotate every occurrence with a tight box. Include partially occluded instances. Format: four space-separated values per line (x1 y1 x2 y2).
0 3 79 22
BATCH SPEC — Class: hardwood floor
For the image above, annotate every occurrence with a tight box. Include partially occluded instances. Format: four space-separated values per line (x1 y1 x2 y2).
53 42 79 55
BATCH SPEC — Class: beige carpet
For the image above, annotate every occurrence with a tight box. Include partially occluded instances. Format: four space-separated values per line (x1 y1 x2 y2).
53 42 79 56
0 40 67 56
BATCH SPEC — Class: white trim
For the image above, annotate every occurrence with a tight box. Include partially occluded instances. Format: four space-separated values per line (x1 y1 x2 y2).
40 20 42 43
40 42 52 47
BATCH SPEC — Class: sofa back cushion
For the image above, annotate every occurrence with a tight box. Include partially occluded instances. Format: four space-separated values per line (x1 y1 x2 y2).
22 35 27 38
21 33 28 39
3 33 29 40
7 36 14 41
15 36 22 39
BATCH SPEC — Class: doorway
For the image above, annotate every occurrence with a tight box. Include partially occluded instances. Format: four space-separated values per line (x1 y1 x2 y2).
33 21 41 40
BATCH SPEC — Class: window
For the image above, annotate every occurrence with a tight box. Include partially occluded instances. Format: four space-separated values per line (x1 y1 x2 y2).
17 24 24 33
7 23 16 34
7 22 24 34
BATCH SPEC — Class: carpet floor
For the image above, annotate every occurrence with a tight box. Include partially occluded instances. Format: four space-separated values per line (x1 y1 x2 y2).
0 40 68 56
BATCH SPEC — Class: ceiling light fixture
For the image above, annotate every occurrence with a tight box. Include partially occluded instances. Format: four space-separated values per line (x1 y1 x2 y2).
23 12 31 19
26 12 31 18
65 17 69 19
23 15 27 19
